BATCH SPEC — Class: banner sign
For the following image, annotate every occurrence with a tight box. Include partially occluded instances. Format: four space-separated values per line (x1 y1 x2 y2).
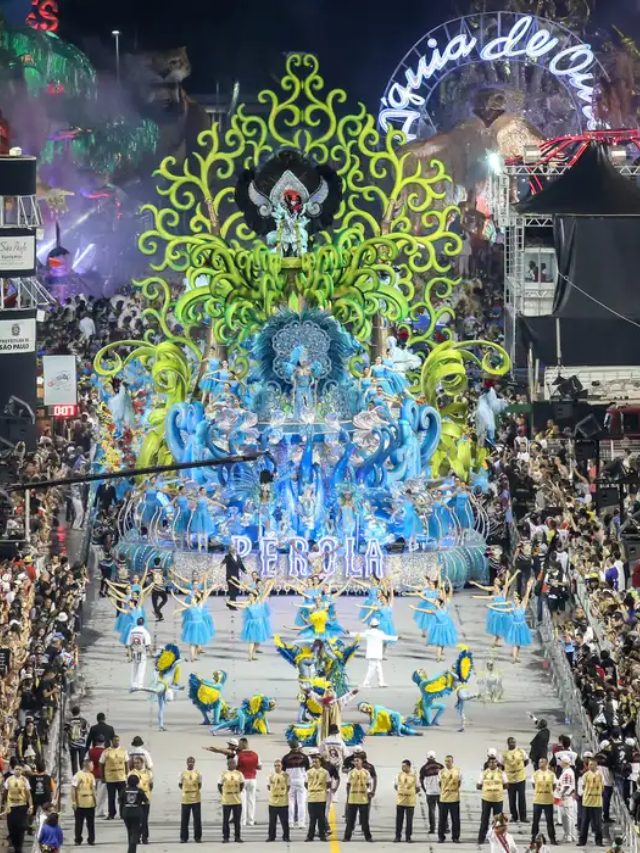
42 354 77 406
0 317 36 353
0 228 36 277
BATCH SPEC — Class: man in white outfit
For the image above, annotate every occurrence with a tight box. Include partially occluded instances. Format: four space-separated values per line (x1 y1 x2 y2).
353 618 398 688
487 813 519 853
282 739 310 829
555 751 577 843
127 617 152 691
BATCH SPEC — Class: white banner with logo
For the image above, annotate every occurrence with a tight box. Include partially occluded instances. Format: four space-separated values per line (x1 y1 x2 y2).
0 317 36 354
42 354 77 406
0 229 36 276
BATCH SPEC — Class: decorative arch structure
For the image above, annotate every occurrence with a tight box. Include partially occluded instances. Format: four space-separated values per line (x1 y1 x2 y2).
379 12 607 141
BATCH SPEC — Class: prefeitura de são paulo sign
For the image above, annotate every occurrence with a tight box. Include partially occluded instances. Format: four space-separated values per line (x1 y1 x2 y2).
379 12 605 140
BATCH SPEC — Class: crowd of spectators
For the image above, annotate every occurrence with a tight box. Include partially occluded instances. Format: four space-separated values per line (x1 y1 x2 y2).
488 392 640 834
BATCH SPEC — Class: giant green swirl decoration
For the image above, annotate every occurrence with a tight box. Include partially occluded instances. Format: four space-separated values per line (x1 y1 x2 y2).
94 52 511 471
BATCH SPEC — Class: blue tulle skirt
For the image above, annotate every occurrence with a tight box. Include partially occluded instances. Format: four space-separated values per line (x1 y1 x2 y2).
428 610 459 647
190 505 213 536
486 596 510 637
182 606 214 646
360 587 380 622
141 495 158 527
120 606 147 645
241 604 270 644
174 499 191 534
377 607 397 641
507 610 532 647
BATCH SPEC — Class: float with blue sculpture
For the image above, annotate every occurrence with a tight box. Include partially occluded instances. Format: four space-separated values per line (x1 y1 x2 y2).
92 54 510 588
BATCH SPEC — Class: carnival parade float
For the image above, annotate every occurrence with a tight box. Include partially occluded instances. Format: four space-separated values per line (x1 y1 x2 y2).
93 54 510 587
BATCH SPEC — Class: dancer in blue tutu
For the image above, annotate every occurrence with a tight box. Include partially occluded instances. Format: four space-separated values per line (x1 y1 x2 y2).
199 349 220 408
112 588 150 646
138 476 163 532
360 589 397 643
290 574 324 626
187 486 221 552
471 571 519 647
169 485 192 547
490 579 535 664
229 580 275 662
410 581 458 661
171 581 217 661
353 580 384 623
106 581 134 634
407 574 440 638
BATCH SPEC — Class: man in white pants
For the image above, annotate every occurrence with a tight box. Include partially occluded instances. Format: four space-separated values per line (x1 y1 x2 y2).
353 618 398 688
282 740 310 829
127 617 152 691
556 751 577 843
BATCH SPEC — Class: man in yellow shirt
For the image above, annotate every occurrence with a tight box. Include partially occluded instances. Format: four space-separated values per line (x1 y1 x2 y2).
531 757 557 844
4 765 33 853
438 754 463 843
267 758 290 842
394 759 419 843
218 756 244 843
305 753 329 841
99 734 128 820
578 758 603 846
477 755 508 844
344 755 373 842
179 756 202 843
501 736 530 823
71 758 97 846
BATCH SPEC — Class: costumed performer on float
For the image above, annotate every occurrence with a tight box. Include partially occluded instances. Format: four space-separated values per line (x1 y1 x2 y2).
475 382 508 447
209 695 276 735
409 579 458 661
285 345 322 421
187 486 226 553
188 669 228 725
230 580 275 661
136 643 183 731
168 485 193 548
489 578 535 664
471 571 519 648
408 646 474 727
357 702 422 736
170 580 217 662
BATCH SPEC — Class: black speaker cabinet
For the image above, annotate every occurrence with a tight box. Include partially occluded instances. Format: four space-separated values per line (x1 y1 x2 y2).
0 156 37 197
596 485 620 510
552 400 575 422
623 538 640 564
575 440 598 463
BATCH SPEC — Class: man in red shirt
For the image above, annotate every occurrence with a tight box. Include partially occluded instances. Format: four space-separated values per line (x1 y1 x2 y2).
88 734 107 817
236 737 261 827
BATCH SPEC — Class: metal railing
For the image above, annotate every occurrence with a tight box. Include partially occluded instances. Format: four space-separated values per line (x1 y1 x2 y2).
533 600 638 853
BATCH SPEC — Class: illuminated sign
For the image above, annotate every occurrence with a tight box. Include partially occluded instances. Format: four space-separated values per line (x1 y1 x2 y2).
232 535 386 579
51 404 79 418
379 14 597 140
26 0 60 32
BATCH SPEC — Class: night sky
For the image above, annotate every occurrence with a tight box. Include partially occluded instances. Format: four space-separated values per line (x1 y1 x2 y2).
53 0 640 113
55 0 471 110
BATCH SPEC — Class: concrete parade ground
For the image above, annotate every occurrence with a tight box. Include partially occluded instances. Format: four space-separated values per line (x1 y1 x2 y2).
61 585 589 853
